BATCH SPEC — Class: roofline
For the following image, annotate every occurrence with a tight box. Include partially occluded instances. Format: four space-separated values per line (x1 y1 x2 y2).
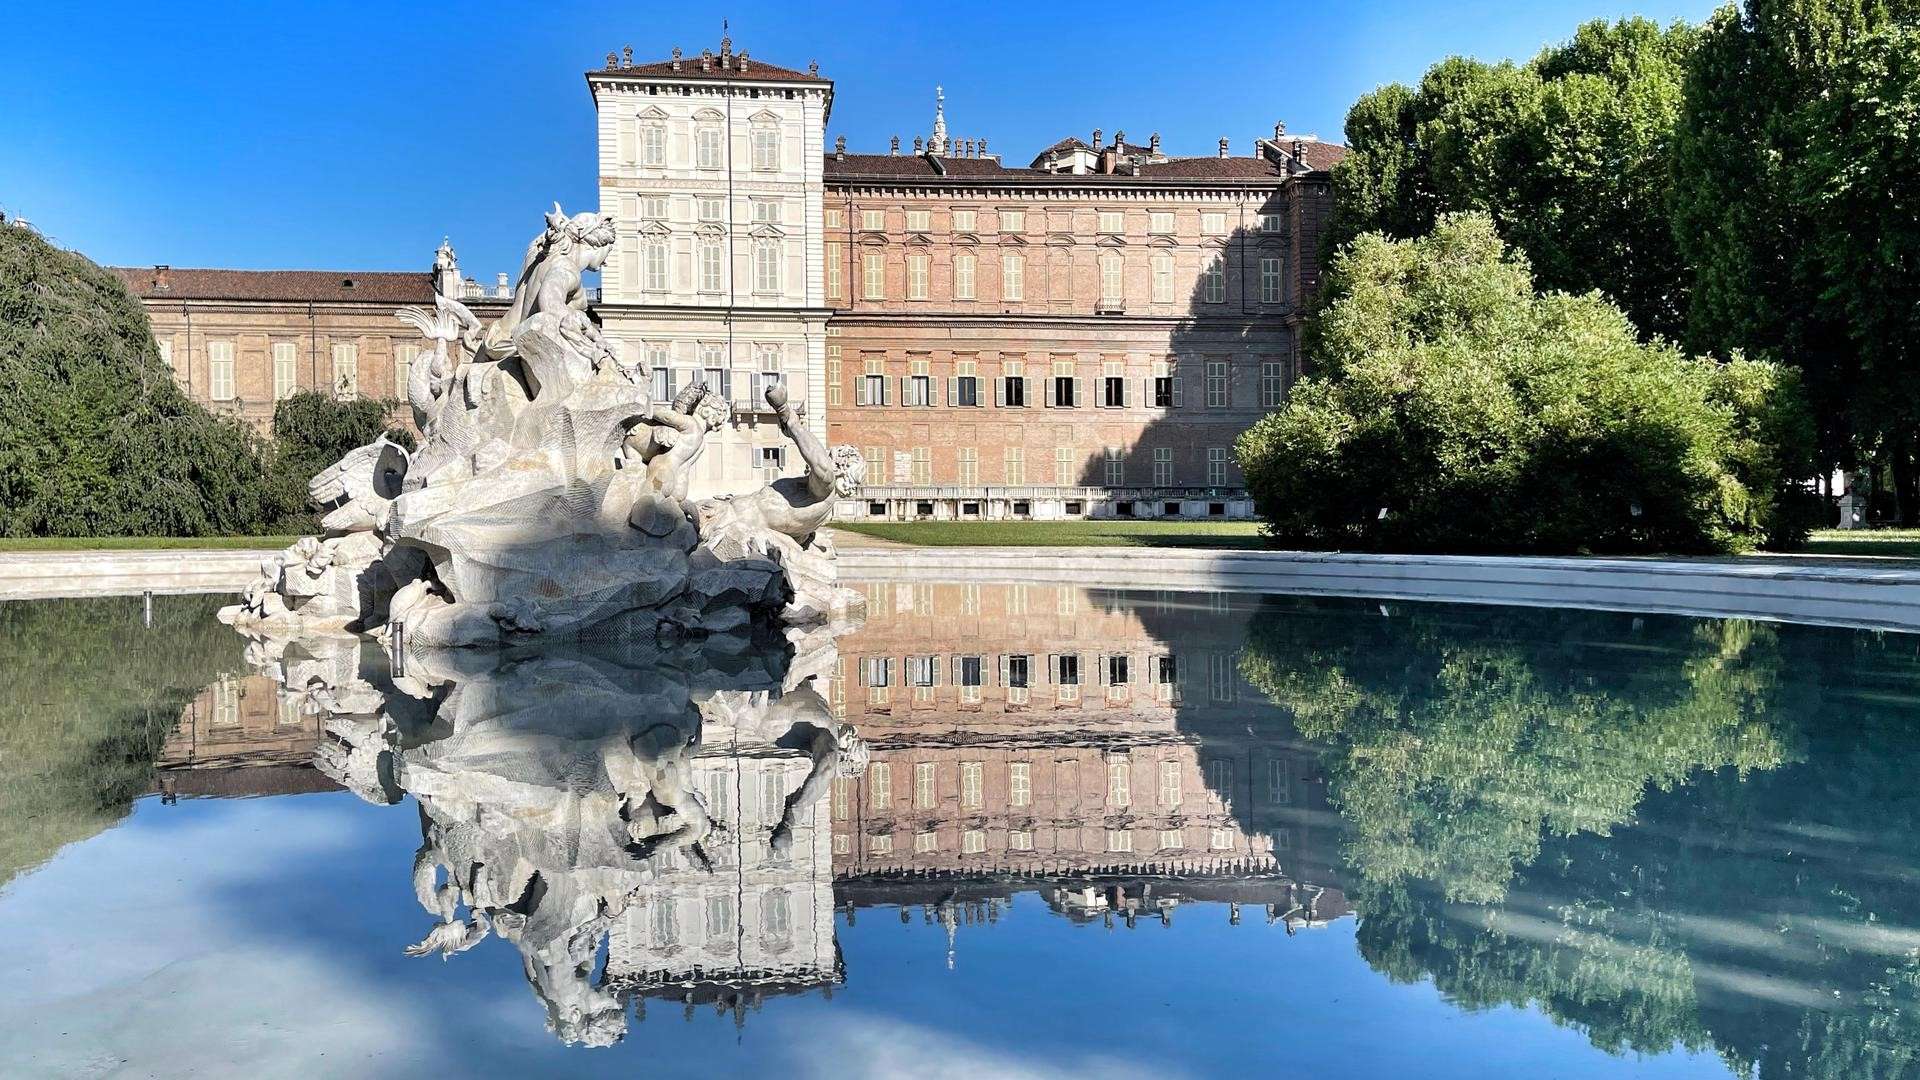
585 67 834 123
821 168 1334 190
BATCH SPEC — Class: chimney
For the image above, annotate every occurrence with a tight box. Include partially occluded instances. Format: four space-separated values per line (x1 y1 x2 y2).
495 272 510 298
1150 132 1161 154
604 51 618 70
701 49 712 72
1274 120 1286 140
1098 145 1118 174
1092 128 1103 149
914 135 925 154
737 50 749 72
621 44 633 68
1218 137 1230 158
834 135 847 160
153 265 171 291
808 59 819 76
890 135 900 156
978 137 989 158
1115 130 1126 150
672 46 683 71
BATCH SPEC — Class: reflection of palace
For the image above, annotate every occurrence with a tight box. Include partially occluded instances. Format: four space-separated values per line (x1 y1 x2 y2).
201 582 1348 1041
160 671 334 798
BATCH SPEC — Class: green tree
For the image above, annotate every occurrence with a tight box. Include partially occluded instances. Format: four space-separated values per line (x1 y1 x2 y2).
1330 17 1698 340
1672 0 1920 511
0 224 275 536
1237 214 1814 554
262 391 414 532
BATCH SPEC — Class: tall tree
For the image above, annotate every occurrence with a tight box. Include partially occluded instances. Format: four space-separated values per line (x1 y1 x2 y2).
1673 0 1920 513
1329 18 1699 341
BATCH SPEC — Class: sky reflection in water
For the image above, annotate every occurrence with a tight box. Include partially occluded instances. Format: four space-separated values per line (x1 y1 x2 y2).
2 584 1917 1078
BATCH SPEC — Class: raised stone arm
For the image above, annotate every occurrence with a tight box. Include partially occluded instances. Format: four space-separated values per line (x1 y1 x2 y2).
766 382 836 500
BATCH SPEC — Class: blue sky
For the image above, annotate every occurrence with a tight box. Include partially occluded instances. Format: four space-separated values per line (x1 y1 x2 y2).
0 0 1719 278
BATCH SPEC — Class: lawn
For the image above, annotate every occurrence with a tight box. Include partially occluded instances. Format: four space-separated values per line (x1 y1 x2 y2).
1786 528 1920 559
0 536 298 552
833 520 1273 549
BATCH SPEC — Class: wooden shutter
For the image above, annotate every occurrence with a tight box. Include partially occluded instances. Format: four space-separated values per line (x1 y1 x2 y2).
994 377 1005 407
1171 371 1184 408
1072 377 1083 408
856 376 869 406
1045 378 1056 408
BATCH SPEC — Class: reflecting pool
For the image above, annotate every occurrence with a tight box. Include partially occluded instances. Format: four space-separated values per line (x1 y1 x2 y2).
4 584 1920 1078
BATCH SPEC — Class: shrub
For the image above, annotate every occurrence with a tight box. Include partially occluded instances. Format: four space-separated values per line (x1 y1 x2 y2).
261 392 414 531
1237 214 1813 555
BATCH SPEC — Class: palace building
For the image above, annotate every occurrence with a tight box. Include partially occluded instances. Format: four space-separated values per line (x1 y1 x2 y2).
117 37 1342 513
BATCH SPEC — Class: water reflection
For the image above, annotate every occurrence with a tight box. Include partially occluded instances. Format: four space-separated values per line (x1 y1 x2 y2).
30 583 1920 1073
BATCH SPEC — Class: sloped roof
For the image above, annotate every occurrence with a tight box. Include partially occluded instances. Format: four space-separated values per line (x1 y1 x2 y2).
111 267 436 304
589 53 824 83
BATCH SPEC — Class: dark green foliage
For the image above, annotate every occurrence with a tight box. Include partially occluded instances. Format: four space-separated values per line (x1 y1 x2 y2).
0 224 274 536
1238 215 1814 554
1329 17 1699 340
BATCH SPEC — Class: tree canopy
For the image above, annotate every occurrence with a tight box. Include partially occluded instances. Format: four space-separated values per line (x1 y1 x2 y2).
1236 214 1816 554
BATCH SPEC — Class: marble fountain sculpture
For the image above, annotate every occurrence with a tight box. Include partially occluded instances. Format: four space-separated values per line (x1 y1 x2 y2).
254 622 865 1046
222 204 866 647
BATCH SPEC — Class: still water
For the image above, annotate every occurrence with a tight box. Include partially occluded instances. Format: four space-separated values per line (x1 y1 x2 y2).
4 583 1920 1078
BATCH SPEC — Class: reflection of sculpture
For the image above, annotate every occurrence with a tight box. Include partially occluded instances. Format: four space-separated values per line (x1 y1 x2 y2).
281 633 850 1047
222 202 865 646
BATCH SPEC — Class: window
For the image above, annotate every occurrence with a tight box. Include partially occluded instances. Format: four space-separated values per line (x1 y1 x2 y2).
753 239 781 293
1153 359 1181 408
707 894 735 939
1007 654 1031 689
906 209 931 232
915 830 938 853
272 341 298 400
640 195 669 220
1103 448 1124 486
394 342 417 401
953 359 979 406
861 208 885 231
1108 759 1131 806
1054 446 1075 485
1001 359 1026 407
906 359 933 407
953 254 975 300
1206 359 1229 408
651 898 679 944
827 346 842 407
911 446 931 484
871 833 894 855
961 762 983 808
207 340 235 401
1109 656 1132 687
957 655 984 686
869 762 891 808
1098 210 1125 235
1202 210 1227 234
696 124 723 168
1208 447 1229 486
1160 760 1181 806
1002 253 1025 301
698 197 724 222
698 237 724 292
1000 209 1025 233
755 344 781 395
963 829 986 854
1260 256 1283 303
1149 210 1175 234
758 446 785 472
643 237 669 292
997 762 1028 809
1160 829 1183 850
1152 253 1174 303
1056 653 1080 686
858 357 887 406
827 243 843 299
1153 446 1173 485
1101 360 1127 408
1268 760 1292 805
700 343 731 400
751 125 779 170
952 209 976 233
640 120 666 165
1098 253 1123 307
1211 828 1234 851
1009 829 1034 851
914 762 936 808
907 654 938 687
331 342 358 400
1050 359 1077 408
1259 213 1283 233
1202 257 1225 303
1108 830 1133 853
957 447 978 485
1262 360 1287 408
157 339 174 370
751 199 780 224
650 358 675 401
862 253 885 299
1004 446 1025 485
907 254 929 300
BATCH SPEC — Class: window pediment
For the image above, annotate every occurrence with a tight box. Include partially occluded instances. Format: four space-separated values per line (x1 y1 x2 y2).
637 105 668 120
1147 235 1178 249
748 109 780 125
951 234 979 247
1046 233 1077 247
693 107 724 122
748 223 786 239
637 221 671 237
997 233 1029 247
1095 234 1128 249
